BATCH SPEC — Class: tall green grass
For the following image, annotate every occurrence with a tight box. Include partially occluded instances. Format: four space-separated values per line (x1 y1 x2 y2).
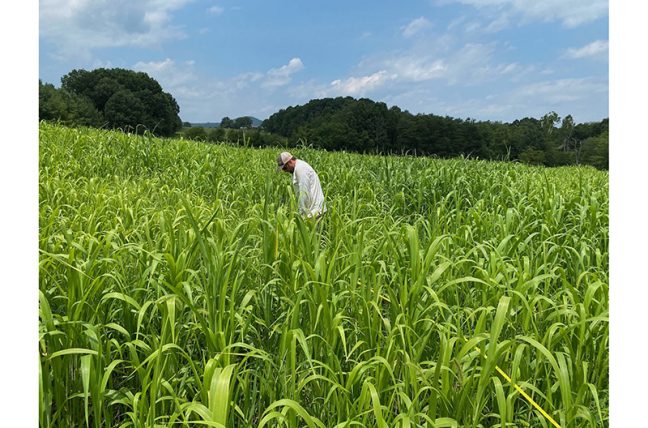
39 123 608 427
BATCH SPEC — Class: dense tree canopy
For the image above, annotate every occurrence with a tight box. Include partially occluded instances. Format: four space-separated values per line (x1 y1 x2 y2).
232 116 253 129
58 68 182 136
39 80 103 127
219 117 234 128
262 97 608 169
218 116 253 129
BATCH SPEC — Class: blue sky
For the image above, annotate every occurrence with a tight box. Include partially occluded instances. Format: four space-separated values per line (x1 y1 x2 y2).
39 0 608 124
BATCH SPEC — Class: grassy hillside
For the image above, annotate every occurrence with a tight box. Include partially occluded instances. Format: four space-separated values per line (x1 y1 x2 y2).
39 123 608 427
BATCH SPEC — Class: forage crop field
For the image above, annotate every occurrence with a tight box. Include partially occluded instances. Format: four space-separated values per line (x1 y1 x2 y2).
39 123 608 427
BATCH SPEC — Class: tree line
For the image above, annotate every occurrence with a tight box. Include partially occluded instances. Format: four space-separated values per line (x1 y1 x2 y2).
182 124 287 148
262 97 608 169
39 68 608 169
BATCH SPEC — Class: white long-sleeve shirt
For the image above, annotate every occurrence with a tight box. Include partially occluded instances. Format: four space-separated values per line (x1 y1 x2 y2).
292 159 327 218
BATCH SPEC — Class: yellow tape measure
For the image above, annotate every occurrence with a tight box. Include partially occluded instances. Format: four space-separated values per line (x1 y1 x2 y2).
474 346 561 428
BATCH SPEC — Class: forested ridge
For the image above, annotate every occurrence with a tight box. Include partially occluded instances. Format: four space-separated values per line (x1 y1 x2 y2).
263 97 608 169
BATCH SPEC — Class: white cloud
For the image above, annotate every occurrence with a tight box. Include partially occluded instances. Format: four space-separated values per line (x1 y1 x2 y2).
447 15 467 30
380 43 501 85
445 43 495 83
386 76 607 122
40 0 192 56
208 5 224 15
565 40 608 59
469 76 608 121
129 57 310 120
131 58 247 120
513 77 607 104
328 71 396 96
483 14 510 32
133 58 198 95
444 0 608 28
291 71 396 99
384 56 446 82
433 78 607 120
262 58 304 88
497 63 519 74
402 17 432 38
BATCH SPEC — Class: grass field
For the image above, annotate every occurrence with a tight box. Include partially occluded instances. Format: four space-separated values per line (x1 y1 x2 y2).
39 123 609 427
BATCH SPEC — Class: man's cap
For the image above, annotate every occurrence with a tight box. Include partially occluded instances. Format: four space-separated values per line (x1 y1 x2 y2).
276 151 293 171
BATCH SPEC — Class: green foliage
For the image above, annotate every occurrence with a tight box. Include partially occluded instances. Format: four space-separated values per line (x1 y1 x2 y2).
233 116 253 129
519 147 546 165
39 80 103 127
184 126 208 141
219 116 254 129
264 97 395 153
220 116 234 128
208 127 225 142
581 131 609 170
60 68 182 136
182 126 287 148
247 129 286 147
263 98 609 169
103 90 146 131
40 123 608 427
545 148 577 167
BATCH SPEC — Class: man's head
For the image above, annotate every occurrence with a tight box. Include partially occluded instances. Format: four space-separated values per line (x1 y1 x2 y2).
276 151 297 173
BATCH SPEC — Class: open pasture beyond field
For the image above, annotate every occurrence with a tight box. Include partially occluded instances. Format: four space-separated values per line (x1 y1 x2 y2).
39 124 608 427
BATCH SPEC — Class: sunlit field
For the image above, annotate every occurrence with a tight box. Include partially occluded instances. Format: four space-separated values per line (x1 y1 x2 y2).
39 123 608 427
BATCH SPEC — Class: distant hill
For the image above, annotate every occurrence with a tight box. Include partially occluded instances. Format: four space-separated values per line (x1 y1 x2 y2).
190 117 263 128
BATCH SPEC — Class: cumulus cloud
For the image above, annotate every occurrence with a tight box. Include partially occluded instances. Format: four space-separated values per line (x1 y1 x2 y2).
384 56 446 82
133 58 200 97
262 58 304 88
129 56 311 120
564 40 608 59
40 0 192 56
444 0 608 28
129 59 222 120
402 17 432 38
287 70 397 99
328 71 396 96
375 43 509 85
